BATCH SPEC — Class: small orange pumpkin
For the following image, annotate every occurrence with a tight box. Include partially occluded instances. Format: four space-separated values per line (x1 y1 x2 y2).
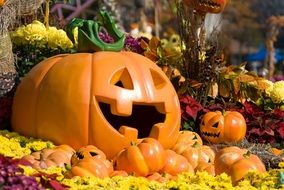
65 157 113 178
175 130 203 146
146 172 174 183
214 146 266 185
183 0 229 14
71 145 106 165
195 162 215 176
114 138 166 177
172 142 215 173
200 111 247 144
160 150 194 176
110 170 129 177
23 144 75 169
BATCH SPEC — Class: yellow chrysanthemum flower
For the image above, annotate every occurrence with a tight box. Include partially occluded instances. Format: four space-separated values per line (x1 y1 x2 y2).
26 141 54 151
266 81 284 103
47 26 73 50
0 136 31 158
0 130 54 158
10 20 73 50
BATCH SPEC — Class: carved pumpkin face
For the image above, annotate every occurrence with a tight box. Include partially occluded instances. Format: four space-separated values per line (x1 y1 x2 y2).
200 111 246 144
12 51 181 159
183 0 228 14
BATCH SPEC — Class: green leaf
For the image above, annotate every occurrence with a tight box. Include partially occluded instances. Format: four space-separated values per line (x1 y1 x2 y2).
277 172 284 188
26 62 35 66
182 121 192 131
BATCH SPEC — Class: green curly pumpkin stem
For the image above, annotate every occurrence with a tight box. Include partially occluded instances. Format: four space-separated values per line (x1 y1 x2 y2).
66 10 125 52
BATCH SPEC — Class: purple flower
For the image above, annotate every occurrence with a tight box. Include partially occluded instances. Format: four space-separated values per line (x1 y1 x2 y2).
124 35 146 54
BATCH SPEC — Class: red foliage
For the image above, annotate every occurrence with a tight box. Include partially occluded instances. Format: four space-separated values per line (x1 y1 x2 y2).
240 102 284 145
33 171 69 190
179 94 203 120
198 98 284 146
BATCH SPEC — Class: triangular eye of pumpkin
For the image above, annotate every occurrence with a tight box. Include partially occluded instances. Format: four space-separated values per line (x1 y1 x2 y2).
150 69 166 89
90 152 98 157
212 122 219 128
111 68 134 89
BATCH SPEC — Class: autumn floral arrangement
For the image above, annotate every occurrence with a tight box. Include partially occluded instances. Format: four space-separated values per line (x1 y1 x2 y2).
0 1 284 190
10 20 74 81
0 129 282 189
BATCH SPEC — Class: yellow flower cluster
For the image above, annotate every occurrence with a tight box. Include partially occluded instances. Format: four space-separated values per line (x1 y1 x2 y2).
0 130 54 158
1 130 284 189
10 20 73 50
21 165 66 181
60 172 259 190
242 167 284 189
266 81 284 104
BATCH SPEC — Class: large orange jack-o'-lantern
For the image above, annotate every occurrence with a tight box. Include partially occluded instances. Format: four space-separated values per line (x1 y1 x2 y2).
183 0 228 14
11 12 181 159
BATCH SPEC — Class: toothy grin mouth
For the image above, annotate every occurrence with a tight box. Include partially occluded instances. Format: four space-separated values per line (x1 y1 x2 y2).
198 0 221 9
98 102 166 138
201 131 220 138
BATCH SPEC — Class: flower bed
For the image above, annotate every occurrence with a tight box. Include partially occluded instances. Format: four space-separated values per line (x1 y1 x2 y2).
0 129 283 189
1 2 284 189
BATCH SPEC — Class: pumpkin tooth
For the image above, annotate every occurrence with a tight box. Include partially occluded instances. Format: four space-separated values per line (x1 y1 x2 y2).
199 0 220 9
150 123 166 139
118 126 138 139
111 100 133 116
202 131 220 137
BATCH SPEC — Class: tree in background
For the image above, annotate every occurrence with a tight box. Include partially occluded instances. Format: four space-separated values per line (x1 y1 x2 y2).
222 0 284 68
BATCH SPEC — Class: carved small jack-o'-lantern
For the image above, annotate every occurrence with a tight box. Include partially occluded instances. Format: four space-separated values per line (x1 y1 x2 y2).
11 51 181 159
200 111 246 144
183 0 228 14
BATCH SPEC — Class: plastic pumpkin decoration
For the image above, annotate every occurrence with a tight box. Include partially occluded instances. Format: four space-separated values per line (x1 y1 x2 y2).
183 0 228 14
65 157 113 178
172 143 215 172
214 146 266 185
114 138 166 177
200 110 247 144
160 149 194 176
146 172 174 183
175 130 203 146
110 170 129 177
11 11 181 159
22 145 75 169
71 145 106 165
